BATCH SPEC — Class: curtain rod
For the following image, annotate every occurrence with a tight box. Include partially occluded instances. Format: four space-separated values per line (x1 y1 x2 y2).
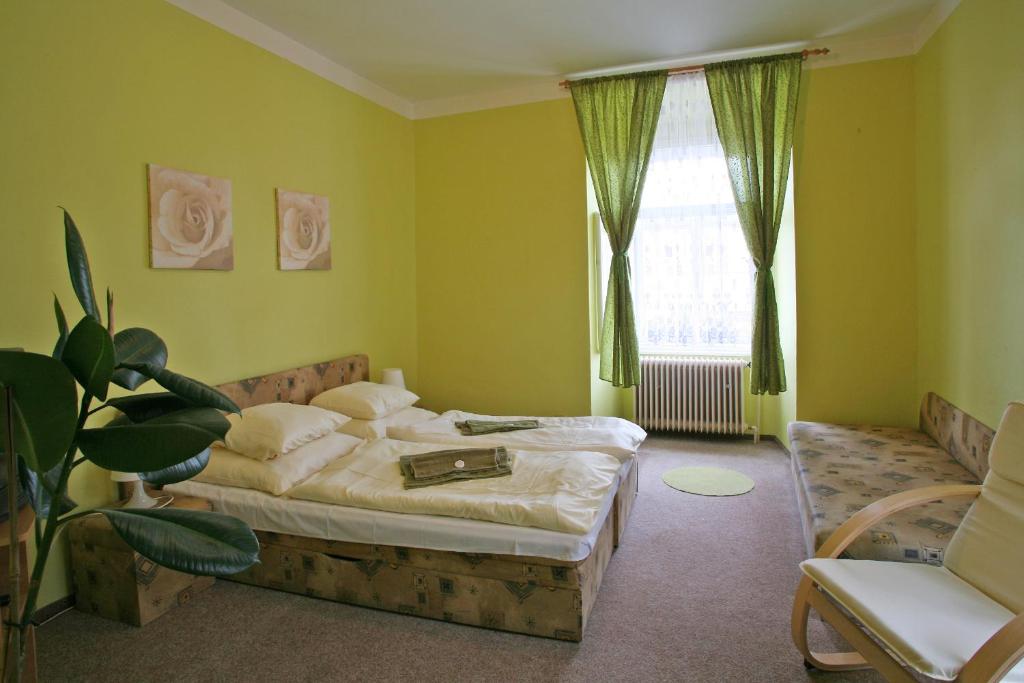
558 48 830 89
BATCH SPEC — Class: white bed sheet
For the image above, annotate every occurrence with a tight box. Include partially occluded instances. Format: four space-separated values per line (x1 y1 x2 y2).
387 411 647 463
164 458 631 562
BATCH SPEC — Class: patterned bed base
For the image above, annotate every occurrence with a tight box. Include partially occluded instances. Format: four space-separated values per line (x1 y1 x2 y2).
614 459 638 548
228 508 616 641
210 353 636 641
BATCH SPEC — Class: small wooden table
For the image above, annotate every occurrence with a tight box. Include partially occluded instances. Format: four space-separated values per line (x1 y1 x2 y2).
0 508 37 683
67 495 215 626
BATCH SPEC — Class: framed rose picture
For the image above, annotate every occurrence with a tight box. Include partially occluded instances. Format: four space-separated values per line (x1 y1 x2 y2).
276 189 331 271
147 164 233 270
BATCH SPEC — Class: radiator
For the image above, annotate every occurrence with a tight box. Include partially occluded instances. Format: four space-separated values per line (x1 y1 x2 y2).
636 356 747 435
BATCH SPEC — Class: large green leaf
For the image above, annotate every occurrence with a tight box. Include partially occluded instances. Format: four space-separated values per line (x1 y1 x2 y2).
77 407 229 472
18 459 77 517
52 295 69 359
111 328 168 390
98 507 259 576
0 351 78 474
139 447 211 486
104 392 195 422
62 316 115 400
62 209 100 321
121 362 239 414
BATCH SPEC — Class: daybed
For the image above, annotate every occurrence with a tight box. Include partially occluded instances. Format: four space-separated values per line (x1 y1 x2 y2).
163 354 640 641
788 393 994 564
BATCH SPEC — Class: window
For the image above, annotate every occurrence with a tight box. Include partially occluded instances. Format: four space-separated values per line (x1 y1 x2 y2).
599 72 753 356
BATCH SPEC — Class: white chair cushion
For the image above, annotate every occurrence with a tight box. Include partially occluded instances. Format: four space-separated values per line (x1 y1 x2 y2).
801 558 1017 681
945 401 1024 613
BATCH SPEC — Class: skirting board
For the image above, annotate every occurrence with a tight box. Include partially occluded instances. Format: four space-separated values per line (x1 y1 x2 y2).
31 595 75 626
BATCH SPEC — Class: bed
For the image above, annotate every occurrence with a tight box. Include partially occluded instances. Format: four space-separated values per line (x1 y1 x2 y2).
388 410 646 463
388 410 645 545
163 354 639 641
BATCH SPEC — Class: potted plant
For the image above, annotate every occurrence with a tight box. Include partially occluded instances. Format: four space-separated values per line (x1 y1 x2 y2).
0 210 259 682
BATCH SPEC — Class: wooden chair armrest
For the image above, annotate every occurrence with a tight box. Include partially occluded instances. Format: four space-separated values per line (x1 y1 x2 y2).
815 484 981 559
960 612 1024 683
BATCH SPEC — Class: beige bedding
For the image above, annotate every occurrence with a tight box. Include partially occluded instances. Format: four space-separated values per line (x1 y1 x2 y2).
387 410 647 463
287 438 621 534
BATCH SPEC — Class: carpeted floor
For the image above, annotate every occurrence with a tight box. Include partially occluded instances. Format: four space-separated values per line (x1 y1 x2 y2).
38 435 883 682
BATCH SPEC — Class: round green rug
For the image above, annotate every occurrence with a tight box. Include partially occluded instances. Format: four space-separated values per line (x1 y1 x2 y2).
661 466 755 497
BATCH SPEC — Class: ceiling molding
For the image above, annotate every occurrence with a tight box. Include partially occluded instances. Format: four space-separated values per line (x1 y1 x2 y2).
164 0 414 118
413 32 918 119
412 81 567 120
166 0 957 121
803 32 917 70
913 0 961 52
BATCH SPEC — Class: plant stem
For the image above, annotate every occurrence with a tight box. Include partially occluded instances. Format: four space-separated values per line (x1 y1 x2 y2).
15 392 90 666
54 509 97 527
3 387 20 683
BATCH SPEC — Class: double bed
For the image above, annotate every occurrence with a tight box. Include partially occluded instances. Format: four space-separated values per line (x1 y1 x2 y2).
164 354 645 641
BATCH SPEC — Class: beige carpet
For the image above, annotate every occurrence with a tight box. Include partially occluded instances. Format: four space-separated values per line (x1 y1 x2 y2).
38 435 883 682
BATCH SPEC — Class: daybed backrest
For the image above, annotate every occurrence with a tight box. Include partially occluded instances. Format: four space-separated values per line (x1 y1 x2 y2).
945 401 1024 612
919 392 995 480
216 354 369 409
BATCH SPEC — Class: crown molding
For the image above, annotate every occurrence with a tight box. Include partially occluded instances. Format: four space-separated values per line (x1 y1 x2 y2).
164 0 414 118
803 32 917 70
167 0 959 122
412 81 567 120
413 32 919 119
913 0 961 52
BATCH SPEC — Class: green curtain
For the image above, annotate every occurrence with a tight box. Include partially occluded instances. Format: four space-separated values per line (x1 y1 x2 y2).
704 53 802 395
570 71 667 388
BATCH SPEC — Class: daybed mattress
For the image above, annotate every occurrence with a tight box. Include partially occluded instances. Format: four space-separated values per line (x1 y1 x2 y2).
387 410 647 463
164 458 631 562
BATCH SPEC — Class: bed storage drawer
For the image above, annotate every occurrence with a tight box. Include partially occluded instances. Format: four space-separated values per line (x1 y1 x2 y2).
229 511 615 641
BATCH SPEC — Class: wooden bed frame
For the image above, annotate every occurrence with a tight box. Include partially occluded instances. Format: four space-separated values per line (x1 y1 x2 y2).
209 354 639 641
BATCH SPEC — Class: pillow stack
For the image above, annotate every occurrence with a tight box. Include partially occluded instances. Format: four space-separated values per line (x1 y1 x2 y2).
193 403 364 495
310 381 436 440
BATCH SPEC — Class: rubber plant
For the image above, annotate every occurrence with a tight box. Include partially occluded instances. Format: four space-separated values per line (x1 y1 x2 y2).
0 210 259 682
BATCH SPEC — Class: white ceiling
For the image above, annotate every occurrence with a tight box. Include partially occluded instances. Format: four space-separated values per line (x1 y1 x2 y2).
187 0 953 117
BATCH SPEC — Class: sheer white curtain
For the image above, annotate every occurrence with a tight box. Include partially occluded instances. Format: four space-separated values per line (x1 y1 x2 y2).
602 72 753 356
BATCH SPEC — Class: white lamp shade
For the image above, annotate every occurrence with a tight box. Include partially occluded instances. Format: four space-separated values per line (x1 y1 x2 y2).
110 470 140 483
380 368 406 389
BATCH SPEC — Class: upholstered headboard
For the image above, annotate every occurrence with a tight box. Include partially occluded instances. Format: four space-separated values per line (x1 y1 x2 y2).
919 392 995 481
216 354 369 410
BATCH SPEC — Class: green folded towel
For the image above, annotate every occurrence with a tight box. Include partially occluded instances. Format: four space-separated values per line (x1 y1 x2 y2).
454 419 540 436
399 447 511 489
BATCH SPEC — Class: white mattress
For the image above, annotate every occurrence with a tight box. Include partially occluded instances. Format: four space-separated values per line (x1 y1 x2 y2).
165 458 631 562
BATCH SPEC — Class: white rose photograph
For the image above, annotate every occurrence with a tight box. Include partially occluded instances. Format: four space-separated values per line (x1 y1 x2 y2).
276 188 331 271
147 164 234 270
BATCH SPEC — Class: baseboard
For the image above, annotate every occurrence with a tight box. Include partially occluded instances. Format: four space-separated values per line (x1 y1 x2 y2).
643 429 790 453
32 594 75 626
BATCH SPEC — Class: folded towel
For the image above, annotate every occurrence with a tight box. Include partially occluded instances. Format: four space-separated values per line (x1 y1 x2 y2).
399 447 511 489
454 419 540 436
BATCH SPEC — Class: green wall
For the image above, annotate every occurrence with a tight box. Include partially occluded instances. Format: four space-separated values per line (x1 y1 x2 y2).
413 100 593 416
791 57 919 427
915 0 1024 430
411 58 918 441
0 0 418 606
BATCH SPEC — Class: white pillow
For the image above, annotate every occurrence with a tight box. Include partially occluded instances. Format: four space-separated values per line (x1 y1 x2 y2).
310 381 419 420
193 432 363 495
225 403 349 461
337 406 438 441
